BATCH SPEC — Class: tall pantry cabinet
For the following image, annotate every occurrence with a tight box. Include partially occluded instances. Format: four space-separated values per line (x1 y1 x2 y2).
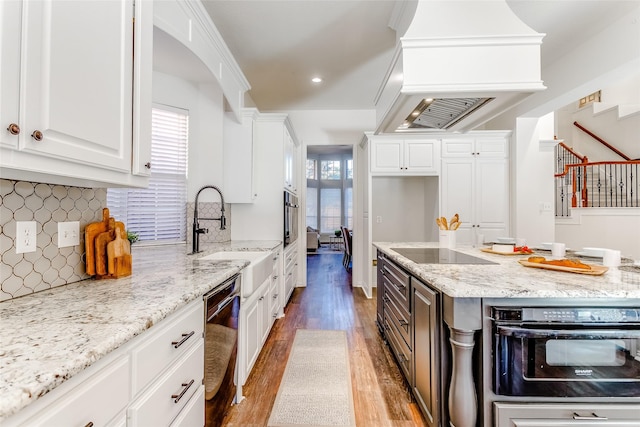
440 133 510 245
0 0 152 188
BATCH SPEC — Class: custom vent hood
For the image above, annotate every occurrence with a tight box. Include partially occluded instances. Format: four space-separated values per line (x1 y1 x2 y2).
375 0 546 134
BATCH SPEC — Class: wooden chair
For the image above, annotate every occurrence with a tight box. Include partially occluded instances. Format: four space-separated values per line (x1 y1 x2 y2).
341 226 352 271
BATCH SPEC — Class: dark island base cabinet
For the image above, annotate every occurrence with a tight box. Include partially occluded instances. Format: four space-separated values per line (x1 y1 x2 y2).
377 251 442 427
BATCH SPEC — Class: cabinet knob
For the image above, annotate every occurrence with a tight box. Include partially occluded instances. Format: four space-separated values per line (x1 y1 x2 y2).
144 162 151 169
31 130 43 141
7 123 20 135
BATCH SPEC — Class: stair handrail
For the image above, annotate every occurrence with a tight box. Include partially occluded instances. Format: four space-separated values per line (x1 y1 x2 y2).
573 121 632 161
554 159 640 178
557 141 587 162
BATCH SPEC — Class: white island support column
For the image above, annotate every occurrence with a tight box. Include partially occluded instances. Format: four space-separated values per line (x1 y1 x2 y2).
443 296 482 427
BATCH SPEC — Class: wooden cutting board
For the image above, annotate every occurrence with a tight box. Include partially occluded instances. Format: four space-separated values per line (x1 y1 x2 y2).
85 208 110 275
107 227 131 278
95 218 116 277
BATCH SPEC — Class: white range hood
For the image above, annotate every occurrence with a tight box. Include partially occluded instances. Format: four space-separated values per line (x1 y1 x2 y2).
375 0 546 134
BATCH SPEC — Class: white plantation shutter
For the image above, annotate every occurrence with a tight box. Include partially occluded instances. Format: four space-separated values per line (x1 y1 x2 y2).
107 105 189 244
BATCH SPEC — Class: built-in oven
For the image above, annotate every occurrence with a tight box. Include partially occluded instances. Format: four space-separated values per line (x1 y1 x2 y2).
204 274 240 427
493 306 640 398
284 190 298 248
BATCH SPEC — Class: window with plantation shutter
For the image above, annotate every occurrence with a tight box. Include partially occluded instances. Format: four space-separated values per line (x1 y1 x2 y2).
107 105 189 244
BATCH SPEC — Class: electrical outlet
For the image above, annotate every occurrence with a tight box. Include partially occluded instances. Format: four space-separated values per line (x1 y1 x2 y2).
58 221 80 248
540 202 553 212
376 216 383 223
16 221 37 253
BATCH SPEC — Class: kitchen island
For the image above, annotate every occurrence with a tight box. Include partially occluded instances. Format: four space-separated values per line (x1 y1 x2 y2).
374 242 640 427
0 240 280 423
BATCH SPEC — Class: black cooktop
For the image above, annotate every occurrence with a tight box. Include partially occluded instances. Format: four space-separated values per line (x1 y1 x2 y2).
391 248 497 265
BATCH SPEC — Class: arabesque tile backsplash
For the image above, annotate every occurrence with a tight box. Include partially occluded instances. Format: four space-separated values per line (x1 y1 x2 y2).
1 179 231 302
0 179 106 301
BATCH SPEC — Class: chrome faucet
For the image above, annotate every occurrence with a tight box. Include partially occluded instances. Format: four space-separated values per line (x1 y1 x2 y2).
192 185 226 253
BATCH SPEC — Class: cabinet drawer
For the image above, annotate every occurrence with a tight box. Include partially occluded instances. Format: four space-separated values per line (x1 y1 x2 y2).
382 267 410 312
169 384 205 427
24 356 130 427
384 313 412 381
131 299 203 395
494 402 640 426
383 290 411 348
128 339 204 426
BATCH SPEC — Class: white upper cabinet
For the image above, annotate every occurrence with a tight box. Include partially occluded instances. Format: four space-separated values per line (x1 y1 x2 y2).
370 138 439 175
0 0 152 187
224 109 259 203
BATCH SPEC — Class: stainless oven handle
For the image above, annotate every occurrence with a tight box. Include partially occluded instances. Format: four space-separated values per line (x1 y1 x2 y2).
573 412 608 421
497 325 640 339
207 291 239 322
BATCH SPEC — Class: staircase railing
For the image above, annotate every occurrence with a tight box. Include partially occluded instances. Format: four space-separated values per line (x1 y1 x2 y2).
555 143 588 216
555 160 640 215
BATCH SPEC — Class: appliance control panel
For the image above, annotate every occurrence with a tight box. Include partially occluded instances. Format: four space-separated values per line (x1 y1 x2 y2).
493 307 640 323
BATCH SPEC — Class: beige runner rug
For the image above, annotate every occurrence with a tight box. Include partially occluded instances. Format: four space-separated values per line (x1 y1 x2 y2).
267 329 356 427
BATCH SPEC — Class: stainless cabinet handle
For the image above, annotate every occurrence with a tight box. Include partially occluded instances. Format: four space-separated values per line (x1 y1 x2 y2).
273 312 278 318
31 130 43 141
144 162 151 169
259 296 265 301
273 293 278 299
171 331 195 348
171 379 194 403
7 123 20 135
573 413 608 420
399 319 408 327
85 423 94 427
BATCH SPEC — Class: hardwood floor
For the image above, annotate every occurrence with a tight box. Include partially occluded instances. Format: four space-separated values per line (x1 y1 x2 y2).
220 252 427 426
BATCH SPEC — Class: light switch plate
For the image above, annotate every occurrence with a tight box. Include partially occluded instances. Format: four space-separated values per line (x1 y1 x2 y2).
58 221 80 248
16 221 37 253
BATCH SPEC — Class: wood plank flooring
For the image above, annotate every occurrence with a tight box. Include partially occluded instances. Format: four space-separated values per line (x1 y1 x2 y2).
220 252 427 426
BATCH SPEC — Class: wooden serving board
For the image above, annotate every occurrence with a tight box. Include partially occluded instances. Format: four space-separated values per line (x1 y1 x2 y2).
518 260 608 275
481 248 533 256
85 208 110 275
107 228 131 278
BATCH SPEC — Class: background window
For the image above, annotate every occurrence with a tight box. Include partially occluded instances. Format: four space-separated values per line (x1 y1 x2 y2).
320 160 341 180
107 105 189 244
306 159 317 179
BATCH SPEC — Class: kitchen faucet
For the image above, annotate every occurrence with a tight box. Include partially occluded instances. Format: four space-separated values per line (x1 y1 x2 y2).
192 185 226 254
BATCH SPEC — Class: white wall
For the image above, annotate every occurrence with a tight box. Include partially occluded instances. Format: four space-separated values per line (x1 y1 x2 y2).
152 71 225 203
372 176 439 242
556 208 640 260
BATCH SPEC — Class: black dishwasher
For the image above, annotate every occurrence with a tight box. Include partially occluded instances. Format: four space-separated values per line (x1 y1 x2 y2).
203 274 240 427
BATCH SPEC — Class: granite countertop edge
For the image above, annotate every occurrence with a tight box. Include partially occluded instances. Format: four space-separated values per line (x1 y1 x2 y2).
0 240 282 421
373 242 640 299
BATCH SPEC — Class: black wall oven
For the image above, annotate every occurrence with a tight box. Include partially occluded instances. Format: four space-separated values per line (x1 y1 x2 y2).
493 307 640 398
284 190 298 248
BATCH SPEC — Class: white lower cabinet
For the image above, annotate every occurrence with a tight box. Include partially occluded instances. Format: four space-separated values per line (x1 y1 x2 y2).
127 340 204 426
3 298 205 427
494 403 640 426
14 356 130 427
169 385 205 427
283 242 298 303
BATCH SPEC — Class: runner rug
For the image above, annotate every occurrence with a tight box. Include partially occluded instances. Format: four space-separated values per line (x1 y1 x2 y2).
267 329 356 427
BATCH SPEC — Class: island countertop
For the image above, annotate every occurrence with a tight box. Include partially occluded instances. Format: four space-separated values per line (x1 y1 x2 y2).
374 242 640 299
0 240 281 421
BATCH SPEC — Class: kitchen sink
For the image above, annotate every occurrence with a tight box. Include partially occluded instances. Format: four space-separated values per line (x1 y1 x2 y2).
200 251 273 297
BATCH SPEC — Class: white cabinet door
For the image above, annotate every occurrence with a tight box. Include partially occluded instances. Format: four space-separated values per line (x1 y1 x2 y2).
243 296 261 382
475 157 509 241
259 284 271 344
371 140 403 173
224 110 257 203
20 0 133 171
404 140 438 173
0 0 21 151
441 158 474 244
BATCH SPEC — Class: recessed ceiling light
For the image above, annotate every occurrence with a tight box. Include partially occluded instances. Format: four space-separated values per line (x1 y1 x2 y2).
311 77 322 83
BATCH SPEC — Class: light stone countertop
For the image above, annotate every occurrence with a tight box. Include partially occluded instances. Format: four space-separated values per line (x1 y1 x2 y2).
0 240 281 421
374 242 640 299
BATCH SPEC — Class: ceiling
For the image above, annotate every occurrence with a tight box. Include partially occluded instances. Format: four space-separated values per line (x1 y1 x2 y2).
164 1 637 112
